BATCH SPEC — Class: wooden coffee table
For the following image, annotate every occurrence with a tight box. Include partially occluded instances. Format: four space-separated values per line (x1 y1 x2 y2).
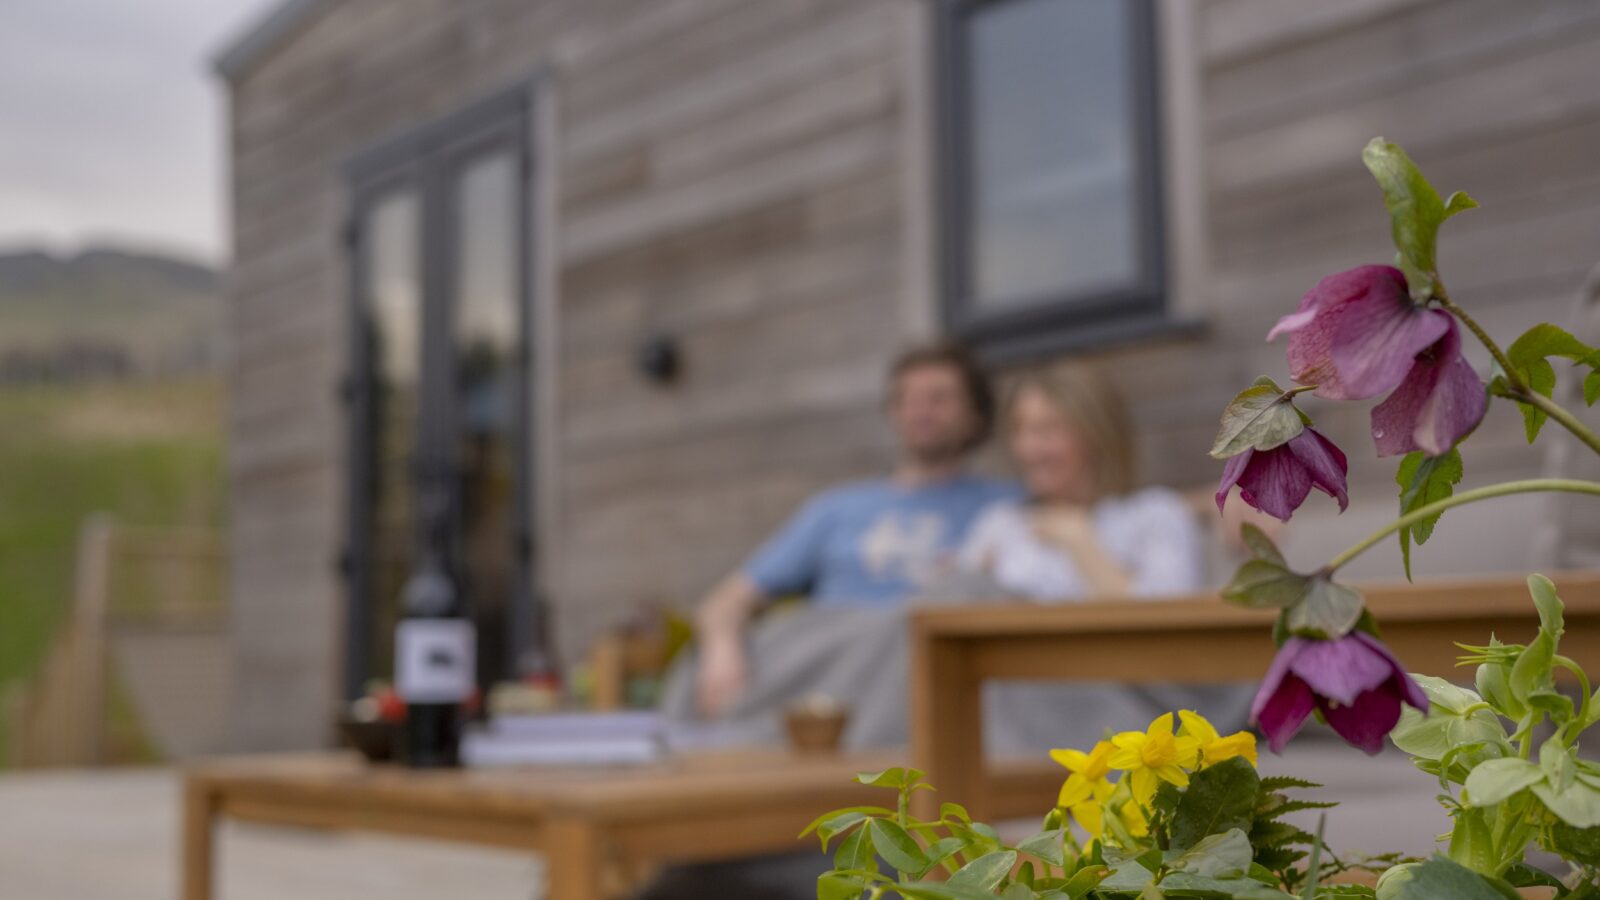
182 749 902 900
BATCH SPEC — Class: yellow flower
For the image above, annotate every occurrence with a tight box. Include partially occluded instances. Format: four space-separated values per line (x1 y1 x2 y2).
1056 773 1113 837
1108 713 1200 803
1051 741 1115 836
1177 709 1258 768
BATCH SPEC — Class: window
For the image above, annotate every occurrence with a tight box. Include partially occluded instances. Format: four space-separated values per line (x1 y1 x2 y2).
343 84 536 700
938 0 1166 357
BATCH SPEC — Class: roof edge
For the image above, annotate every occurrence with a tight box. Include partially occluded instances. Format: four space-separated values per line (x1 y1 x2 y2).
210 0 334 82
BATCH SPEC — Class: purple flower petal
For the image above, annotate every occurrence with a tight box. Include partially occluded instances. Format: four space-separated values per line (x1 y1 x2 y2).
1285 429 1349 512
1288 634 1393 707
1274 271 1366 398
1348 632 1429 711
1274 266 1430 400
1318 688 1403 755
1252 673 1316 754
1370 319 1486 457
1398 672 1429 711
1235 446 1312 521
1216 449 1251 514
1328 274 1450 400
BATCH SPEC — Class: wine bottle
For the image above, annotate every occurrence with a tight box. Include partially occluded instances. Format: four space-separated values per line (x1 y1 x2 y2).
394 548 475 767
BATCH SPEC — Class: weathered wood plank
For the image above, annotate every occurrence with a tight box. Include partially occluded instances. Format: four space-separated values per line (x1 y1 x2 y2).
1207 28 1600 195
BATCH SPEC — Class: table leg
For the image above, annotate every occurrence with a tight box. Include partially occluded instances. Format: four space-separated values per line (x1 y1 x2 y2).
182 778 217 900
544 816 605 900
910 632 987 821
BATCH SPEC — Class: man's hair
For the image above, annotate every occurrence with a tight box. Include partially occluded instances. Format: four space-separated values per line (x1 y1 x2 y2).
887 341 996 451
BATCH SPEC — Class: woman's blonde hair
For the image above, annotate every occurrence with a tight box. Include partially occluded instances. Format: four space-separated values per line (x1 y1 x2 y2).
1006 363 1137 502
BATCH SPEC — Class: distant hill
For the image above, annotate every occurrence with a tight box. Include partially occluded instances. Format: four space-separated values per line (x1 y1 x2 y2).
0 246 221 379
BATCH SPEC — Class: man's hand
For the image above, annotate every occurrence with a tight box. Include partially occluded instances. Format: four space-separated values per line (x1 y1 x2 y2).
692 572 764 719
696 635 748 719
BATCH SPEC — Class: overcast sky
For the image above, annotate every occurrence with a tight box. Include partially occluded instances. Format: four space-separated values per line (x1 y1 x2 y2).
0 0 277 264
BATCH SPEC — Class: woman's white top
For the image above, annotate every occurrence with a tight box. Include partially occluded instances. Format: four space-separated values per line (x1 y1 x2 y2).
955 487 1205 602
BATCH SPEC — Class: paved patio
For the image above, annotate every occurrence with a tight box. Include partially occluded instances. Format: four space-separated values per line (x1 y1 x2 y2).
0 737 1449 899
0 768 541 899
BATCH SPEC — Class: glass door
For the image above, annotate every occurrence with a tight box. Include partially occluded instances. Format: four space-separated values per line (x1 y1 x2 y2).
344 86 535 700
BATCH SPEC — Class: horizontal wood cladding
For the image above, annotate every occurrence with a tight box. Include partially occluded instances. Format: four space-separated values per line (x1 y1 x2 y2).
1206 24 1600 196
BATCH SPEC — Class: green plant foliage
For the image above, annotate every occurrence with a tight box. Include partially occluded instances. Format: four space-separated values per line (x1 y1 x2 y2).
1373 856 1519 900
1393 448 1463 580
1491 323 1600 441
1361 138 1475 302
1210 378 1307 459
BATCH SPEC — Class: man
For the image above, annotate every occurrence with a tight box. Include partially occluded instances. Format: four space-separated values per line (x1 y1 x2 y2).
694 342 1015 717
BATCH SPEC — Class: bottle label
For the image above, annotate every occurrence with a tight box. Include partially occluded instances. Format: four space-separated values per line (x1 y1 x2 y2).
396 619 476 703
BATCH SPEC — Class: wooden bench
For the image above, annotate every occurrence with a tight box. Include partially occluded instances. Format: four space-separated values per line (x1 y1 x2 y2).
182 749 913 900
910 572 1600 821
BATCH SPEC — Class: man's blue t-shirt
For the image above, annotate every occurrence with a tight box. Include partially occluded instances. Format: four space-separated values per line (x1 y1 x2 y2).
742 475 1019 607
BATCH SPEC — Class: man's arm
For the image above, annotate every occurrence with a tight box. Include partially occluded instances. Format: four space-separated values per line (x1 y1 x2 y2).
693 572 766 718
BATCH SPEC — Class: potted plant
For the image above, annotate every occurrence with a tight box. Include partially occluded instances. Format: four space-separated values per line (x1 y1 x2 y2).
808 140 1600 898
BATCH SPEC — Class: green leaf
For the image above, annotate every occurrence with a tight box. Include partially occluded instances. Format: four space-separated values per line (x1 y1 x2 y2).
1168 828 1253 879
1061 865 1110 899
1361 138 1475 302
1394 448 1463 580
868 818 928 874
1222 559 1308 610
1210 377 1306 459
1510 630 1556 709
1098 858 1156 892
817 871 875 900
1474 644 1526 721
1017 829 1068 868
1585 369 1600 406
920 836 970 877
1506 325 1595 441
948 850 1019 892
855 767 924 790
1170 758 1261 852
1527 574 1566 637
1447 807 1496 873
1375 856 1521 900
834 822 876 872
1533 779 1600 829
940 802 972 824
1239 523 1287 566
1154 871 1294 898
1550 822 1600 867
1284 576 1365 639
1463 757 1543 806
1501 862 1566 893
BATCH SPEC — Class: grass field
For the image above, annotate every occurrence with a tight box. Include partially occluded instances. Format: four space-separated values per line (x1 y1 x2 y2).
0 378 222 763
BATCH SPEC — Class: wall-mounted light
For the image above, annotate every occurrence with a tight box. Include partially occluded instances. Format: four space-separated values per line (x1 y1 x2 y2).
636 334 680 385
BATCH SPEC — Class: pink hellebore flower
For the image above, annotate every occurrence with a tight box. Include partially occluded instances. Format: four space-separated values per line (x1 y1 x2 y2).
1268 265 1486 456
1250 632 1429 755
1215 427 1348 522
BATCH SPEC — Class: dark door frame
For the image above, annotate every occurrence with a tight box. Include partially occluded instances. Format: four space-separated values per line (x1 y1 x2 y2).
340 80 538 701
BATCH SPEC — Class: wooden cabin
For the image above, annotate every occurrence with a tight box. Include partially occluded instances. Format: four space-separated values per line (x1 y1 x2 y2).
213 0 1600 749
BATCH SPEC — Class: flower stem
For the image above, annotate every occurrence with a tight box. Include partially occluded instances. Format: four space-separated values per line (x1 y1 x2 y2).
1436 291 1519 390
1325 478 1600 573
1522 390 1600 458
1438 289 1600 457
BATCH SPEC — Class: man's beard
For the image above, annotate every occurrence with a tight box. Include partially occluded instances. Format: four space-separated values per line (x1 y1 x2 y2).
905 439 969 466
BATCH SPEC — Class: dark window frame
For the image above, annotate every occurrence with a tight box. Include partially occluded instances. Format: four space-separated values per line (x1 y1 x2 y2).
934 0 1170 360
340 81 538 701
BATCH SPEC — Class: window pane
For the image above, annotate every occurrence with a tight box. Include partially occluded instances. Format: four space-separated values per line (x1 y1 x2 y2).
964 0 1142 310
451 151 520 680
364 189 421 676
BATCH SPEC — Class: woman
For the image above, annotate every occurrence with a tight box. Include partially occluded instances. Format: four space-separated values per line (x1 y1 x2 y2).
957 365 1204 601
955 365 1249 750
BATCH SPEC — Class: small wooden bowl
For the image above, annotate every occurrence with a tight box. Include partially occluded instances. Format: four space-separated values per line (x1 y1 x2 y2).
338 718 399 762
784 704 849 754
